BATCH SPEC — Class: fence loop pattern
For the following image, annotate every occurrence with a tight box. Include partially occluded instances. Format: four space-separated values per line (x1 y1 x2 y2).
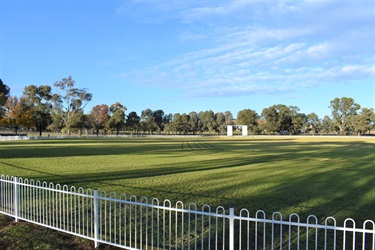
1 175 374 249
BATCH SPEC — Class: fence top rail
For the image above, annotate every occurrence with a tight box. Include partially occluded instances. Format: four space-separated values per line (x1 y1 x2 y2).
2 174 375 234
0 175 93 198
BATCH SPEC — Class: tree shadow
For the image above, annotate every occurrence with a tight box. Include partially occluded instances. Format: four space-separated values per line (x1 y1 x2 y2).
1 138 374 226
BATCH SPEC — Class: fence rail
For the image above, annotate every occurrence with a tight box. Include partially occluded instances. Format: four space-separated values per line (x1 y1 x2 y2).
0 135 29 141
1 175 374 249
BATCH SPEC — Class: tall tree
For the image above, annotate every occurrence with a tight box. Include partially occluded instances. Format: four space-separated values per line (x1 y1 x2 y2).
162 113 173 134
69 111 88 136
321 115 334 134
163 113 173 126
224 111 233 125
236 109 259 134
215 112 226 134
126 111 140 133
0 79 10 119
0 96 33 134
257 118 267 134
172 113 183 134
289 106 307 135
261 105 291 134
153 109 165 133
22 85 53 136
261 105 305 134
199 110 217 134
181 113 191 134
329 97 360 135
141 108 157 134
107 102 127 135
52 76 92 132
0 79 10 107
90 104 109 136
47 111 65 133
261 106 278 134
278 105 293 133
307 112 322 134
349 108 375 135
188 111 200 135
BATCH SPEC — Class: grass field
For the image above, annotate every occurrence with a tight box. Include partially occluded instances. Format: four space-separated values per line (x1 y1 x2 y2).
1 136 374 226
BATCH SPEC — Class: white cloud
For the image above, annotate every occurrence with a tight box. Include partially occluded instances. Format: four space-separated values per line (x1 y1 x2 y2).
306 43 331 58
116 0 375 98
341 65 375 75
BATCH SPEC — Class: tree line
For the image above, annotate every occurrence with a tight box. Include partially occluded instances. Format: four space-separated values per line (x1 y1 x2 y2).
0 77 374 136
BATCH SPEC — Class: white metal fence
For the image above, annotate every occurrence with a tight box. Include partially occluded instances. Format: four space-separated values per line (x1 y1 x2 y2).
1 175 374 249
0 135 29 141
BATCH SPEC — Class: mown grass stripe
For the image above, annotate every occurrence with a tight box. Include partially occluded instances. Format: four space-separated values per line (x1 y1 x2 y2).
0 136 374 225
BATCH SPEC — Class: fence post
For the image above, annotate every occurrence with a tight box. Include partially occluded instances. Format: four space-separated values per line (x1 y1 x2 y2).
13 177 19 222
229 207 235 250
93 189 99 248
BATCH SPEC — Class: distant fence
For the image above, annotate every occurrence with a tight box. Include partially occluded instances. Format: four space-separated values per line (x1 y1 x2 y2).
2 134 374 141
0 135 29 142
1 175 375 249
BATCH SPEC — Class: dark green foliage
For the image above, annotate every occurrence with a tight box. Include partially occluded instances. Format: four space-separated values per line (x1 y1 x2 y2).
0 79 10 107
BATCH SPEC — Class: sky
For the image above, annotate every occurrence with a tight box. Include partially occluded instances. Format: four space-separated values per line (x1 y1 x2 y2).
1 0 374 119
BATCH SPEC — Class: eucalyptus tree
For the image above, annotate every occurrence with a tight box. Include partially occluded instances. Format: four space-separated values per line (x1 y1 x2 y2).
107 102 127 135
278 105 294 133
236 109 259 134
22 85 53 136
199 110 217 134
163 113 173 124
307 112 322 134
321 115 334 134
47 111 65 133
289 106 307 135
162 113 173 134
126 111 140 133
261 105 306 134
329 97 360 135
349 108 375 135
215 112 226 134
141 108 157 134
68 111 88 136
153 109 165 132
261 105 288 134
172 113 183 134
361 108 375 134
261 106 278 134
159 113 173 134
163 123 173 134
52 76 92 133
0 79 10 107
224 111 234 125
188 111 200 135
257 118 267 134
0 79 10 119
181 113 191 134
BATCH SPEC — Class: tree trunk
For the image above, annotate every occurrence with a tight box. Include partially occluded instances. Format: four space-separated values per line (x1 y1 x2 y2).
39 123 42 137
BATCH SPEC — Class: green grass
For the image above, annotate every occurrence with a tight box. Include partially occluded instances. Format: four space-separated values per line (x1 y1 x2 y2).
1 136 374 225
0 214 95 250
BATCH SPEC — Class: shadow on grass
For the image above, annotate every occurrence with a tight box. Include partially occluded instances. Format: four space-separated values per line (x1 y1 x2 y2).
1 138 374 225
1 138 373 158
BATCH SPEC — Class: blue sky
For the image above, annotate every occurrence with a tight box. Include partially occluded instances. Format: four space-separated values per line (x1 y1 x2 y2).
1 0 374 119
